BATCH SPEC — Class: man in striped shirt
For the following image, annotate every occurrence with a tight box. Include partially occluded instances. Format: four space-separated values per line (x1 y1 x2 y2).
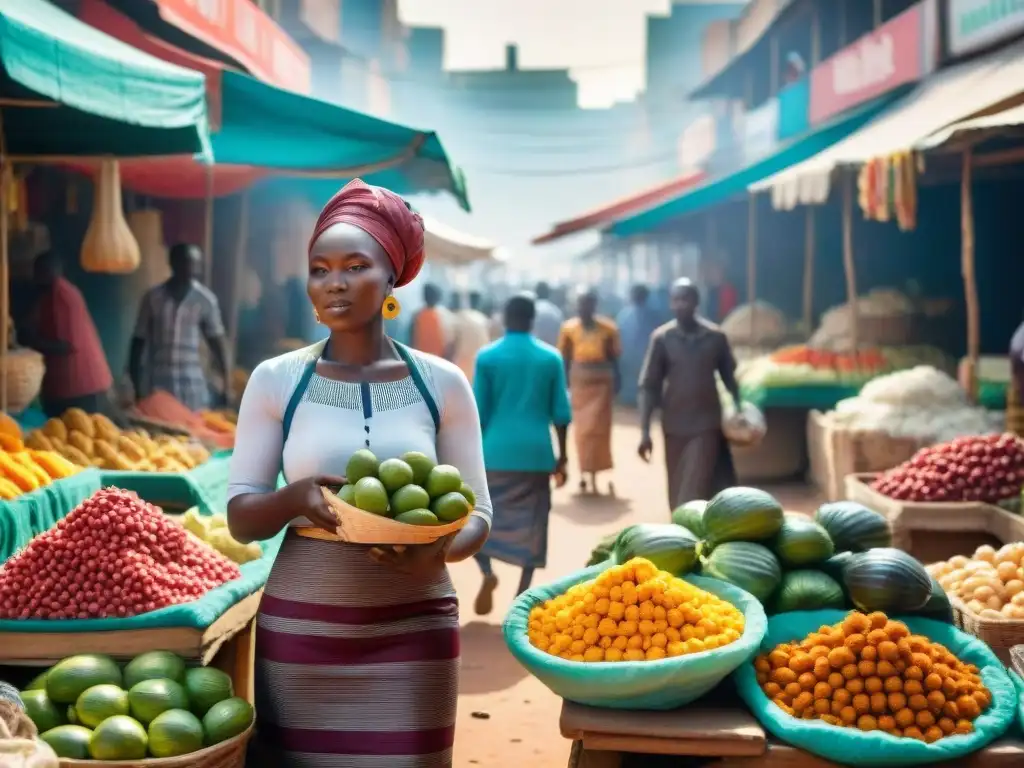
128 244 229 411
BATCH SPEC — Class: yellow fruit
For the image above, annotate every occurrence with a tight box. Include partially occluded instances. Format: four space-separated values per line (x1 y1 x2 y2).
67 431 94 457
0 452 39 492
91 413 120 442
92 440 120 464
56 444 90 467
61 408 94 437
0 476 21 498
29 450 80 478
41 418 68 442
24 431 54 451
0 412 22 441
9 453 51 485
0 433 24 452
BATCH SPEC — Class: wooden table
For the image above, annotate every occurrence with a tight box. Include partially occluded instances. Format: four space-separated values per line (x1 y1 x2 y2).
560 695 1024 768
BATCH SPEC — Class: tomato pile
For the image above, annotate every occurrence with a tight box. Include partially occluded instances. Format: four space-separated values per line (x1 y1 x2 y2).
0 488 241 620
872 433 1024 503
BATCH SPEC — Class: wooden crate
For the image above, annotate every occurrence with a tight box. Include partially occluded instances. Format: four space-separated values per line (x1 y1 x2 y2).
0 591 261 666
845 473 1024 563
807 412 922 501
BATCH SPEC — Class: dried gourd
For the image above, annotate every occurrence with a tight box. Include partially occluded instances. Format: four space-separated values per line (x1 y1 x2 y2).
0 477 21 499
91 413 120 442
67 431 94 457
0 453 39 493
0 433 24 452
24 431 54 451
10 453 50 485
80 160 140 274
42 418 68 442
92 439 119 464
61 408 94 437
116 435 146 462
0 412 22 440
106 453 135 471
30 450 79 478
57 444 90 467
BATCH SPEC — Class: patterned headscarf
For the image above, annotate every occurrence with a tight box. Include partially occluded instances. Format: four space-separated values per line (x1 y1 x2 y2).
308 179 425 287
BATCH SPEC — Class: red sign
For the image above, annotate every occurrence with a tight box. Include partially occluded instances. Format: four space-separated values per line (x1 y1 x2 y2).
153 0 311 94
809 0 937 125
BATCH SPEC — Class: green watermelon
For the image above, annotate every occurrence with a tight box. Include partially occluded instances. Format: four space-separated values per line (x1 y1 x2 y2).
671 500 707 537
772 570 846 614
700 541 782 602
702 487 784 547
916 576 953 623
843 548 931 613
773 517 835 567
614 523 699 575
814 501 892 553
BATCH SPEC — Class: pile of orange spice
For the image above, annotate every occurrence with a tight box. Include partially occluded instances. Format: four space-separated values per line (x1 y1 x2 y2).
755 611 991 742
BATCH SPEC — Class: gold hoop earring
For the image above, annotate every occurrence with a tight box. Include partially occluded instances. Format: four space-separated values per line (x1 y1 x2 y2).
313 308 321 323
382 295 401 320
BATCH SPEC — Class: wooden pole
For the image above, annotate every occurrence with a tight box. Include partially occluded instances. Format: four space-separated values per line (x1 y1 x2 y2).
227 192 250 376
962 148 980 402
842 173 859 352
803 206 816 333
747 195 757 340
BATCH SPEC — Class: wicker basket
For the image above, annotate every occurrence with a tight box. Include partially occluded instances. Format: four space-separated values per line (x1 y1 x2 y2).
951 596 1024 665
294 487 470 545
58 725 252 768
1 347 44 412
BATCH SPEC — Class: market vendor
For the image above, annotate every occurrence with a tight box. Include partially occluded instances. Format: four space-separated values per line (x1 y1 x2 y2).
225 179 491 767
638 278 739 509
22 250 114 417
128 243 230 411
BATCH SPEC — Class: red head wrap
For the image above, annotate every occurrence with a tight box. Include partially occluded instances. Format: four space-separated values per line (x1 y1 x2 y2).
308 179 425 287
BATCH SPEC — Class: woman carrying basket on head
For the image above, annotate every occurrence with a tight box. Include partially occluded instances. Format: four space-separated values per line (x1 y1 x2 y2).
227 179 492 768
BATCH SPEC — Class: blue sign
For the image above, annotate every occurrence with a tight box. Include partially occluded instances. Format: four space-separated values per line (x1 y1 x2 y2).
778 77 810 140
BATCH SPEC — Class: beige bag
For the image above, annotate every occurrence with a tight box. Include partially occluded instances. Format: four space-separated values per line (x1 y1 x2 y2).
0 702 59 768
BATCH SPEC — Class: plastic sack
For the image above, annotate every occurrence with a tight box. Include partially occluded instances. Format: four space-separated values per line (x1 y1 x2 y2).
734 610 1016 766
723 402 766 448
503 563 767 710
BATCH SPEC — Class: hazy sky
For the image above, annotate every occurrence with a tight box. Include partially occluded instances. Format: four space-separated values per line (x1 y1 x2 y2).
398 0 677 108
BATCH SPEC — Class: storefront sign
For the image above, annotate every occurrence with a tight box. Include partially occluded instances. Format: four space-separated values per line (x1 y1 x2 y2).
742 99 780 164
947 0 1024 57
677 113 718 172
809 0 937 125
152 0 311 93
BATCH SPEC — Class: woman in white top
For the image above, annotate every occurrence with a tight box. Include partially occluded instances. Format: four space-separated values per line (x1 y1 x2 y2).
227 179 492 768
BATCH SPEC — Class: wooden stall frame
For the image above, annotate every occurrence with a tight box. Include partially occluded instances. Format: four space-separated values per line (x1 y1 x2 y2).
841 172 859 352
961 146 981 402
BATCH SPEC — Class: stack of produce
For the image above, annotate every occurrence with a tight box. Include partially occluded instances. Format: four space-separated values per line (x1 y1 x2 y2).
721 302 789 347
178 508 262 565
25 408 211 472
338 449 475 526
135 392 233 449
526 557 745 662
809 288 914 350
21 651 252 760
755 611 991 741
0 487 241 620
928 544 1024 620
825 366 1002 443
0 417 83 499
871 433 1024 503
599 488 941 619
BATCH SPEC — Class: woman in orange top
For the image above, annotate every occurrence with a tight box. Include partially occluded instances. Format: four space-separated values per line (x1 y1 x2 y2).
558 289 621 495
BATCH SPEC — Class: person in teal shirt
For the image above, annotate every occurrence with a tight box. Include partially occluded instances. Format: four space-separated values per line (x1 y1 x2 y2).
472 292 571 614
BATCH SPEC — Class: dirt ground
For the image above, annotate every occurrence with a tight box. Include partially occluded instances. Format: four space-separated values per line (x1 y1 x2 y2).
447 410 823 767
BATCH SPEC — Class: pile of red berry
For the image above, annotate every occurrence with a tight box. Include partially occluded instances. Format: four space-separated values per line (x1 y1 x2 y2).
0 487 241 620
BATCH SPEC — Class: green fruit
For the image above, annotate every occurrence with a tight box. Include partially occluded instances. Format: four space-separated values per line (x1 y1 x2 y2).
202 697 254 745
390 484 430 515
772 570 846 614
425 464 462 498
46 655 122 704
919 576 953 623
700 541 782 602
337 483 357 505
23 670 48 692
183 667 233 718
702 487 784 547
148 709 205 758
345 448 380 484
21 689 66 733
813 501 892 553
394 509 439 526
400 451 436 486
459 482 476 508
123 651 186 690
88 715 148 760
613 523 699 576
40 724 93 759
127 679 189 726
67 705 79 724
431 491 470 522
353 476 390 516
76 684 130 728
671 499 707 537
843 548 931 614
378 458 414 493
772 517 835 567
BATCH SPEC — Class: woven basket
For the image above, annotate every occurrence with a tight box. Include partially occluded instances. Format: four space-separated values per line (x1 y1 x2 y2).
950 596 1023 665
294 487 470 545
59 725 253 768
1 348 44 412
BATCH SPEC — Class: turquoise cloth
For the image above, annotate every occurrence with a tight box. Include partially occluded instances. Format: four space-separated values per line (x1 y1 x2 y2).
474 332 571 473
0 469 103 561
734 610 1016 765
212 71 468 210
979 380 1007 411
742 383 863 410
0 0 209 157
98 470 217 514
503 563 767 710
612 93 903 235
186 451 233 513
14 407 46 433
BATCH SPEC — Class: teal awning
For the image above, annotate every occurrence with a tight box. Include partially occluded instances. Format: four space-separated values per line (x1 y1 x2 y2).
211 71 468 210
0 0 209 157
610 95 901 237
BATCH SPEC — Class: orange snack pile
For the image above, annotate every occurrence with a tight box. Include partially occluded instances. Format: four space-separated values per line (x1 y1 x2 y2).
755 611 991 742
527 557 745 662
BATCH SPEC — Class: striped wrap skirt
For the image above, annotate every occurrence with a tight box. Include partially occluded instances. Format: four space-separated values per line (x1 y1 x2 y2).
249 531 460 768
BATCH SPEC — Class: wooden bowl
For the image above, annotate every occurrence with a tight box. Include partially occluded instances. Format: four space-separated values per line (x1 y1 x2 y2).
293 487 470 545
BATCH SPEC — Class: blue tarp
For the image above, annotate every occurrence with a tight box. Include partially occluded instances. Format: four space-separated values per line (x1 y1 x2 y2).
211 71 468 210
610 95 902 237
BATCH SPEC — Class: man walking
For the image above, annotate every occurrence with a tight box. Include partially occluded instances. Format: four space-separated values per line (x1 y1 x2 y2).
129 243 230 410
450 291 492 383
532 281 564 348
638 278 740 508
615 284 663 407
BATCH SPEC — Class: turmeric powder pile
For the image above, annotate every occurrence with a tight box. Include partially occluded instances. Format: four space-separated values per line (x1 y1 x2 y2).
755 611 991 742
